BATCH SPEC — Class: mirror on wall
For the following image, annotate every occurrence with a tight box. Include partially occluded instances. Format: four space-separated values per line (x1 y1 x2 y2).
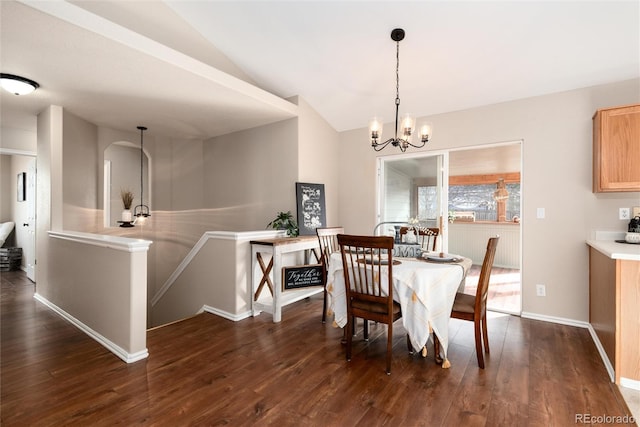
104 141 150 227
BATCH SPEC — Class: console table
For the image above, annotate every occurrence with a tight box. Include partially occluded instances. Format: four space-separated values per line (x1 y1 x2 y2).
250 236 321 322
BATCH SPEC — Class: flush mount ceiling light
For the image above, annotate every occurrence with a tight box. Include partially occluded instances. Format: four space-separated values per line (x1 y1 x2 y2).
133 126 150 220
369 28 432 152
0 73 39 95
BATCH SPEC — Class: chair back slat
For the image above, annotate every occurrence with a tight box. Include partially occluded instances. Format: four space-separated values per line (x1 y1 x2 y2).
399 226 440 251
316 227 344 277
316 227 344 323
337 234 395 318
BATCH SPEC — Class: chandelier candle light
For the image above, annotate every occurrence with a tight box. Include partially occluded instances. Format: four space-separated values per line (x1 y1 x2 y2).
369 28 432 152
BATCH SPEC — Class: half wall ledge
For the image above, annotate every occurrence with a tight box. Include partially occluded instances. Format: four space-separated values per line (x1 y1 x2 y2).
44 230 152 362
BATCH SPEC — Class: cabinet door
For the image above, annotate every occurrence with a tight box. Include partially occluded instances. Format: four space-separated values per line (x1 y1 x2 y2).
593 104 640 192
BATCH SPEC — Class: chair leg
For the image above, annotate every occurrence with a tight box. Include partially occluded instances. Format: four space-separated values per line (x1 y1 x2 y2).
482 315 490 354
386 323 393 375
322 287 327 323
406 334 412 353
474 319 485 369
346 317 352 362
363 319 369 341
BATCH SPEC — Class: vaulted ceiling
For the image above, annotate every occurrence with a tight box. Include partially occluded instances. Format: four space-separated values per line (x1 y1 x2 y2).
1 1 638 140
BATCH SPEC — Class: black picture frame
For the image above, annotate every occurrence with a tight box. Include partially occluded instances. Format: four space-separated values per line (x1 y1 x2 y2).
282 264 324 290
17 172 25 202
295 182 326 236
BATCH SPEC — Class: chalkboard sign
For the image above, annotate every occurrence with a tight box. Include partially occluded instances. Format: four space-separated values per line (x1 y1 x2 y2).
296 182 326 236
282 264 324 290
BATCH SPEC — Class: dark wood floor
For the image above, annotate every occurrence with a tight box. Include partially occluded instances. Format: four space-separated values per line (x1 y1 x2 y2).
464 265 521 313
1 270 634 426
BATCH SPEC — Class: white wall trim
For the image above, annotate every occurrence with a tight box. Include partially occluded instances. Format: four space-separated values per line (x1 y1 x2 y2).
587 324 615 383
521 311 589 329
33 293 148 363
151 229 284 306
48 230 152 253
620 377 640 391
0 148 36 157
201 304 252 322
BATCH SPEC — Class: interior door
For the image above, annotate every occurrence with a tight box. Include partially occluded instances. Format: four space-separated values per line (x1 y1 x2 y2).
25 158 36 282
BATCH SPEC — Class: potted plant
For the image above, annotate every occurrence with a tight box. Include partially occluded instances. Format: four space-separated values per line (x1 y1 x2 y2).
267 211 299 237
120 189 134 222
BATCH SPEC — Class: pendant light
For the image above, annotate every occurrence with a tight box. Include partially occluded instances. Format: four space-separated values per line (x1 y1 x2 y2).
133 126 150 220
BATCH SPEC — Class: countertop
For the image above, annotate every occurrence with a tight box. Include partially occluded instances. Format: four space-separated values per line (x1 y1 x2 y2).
587 239 640 261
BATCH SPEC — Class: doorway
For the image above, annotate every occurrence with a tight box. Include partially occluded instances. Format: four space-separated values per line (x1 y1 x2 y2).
377 142 522 314
0 150 37 282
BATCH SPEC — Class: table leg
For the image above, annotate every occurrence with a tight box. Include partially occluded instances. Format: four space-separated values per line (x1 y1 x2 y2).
272 249 282 322
433 333 443 365
254 253 274 300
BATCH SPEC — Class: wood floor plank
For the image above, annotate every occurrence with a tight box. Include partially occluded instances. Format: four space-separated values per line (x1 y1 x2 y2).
1 270 635 426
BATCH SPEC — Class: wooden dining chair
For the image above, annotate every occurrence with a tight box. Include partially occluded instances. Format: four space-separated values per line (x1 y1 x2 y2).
399 226 440 251
316 226 344 323
337 234 402 374
450 236 499 369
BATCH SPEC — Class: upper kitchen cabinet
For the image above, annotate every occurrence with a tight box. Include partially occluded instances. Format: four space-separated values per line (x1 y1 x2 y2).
593 104 640 193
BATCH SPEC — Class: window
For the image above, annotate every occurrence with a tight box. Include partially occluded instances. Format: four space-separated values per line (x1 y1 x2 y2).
449 183 520 222
417 185 438 220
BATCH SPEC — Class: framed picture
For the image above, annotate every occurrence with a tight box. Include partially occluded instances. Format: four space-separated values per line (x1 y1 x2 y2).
17 172 26 202
295 182 326 236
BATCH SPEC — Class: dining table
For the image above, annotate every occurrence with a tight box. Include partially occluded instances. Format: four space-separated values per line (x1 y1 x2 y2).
326 251 472 368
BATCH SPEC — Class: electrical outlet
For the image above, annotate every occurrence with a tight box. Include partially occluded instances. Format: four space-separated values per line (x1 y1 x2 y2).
536 284 546 297
619 208 630 220
633 206 640 217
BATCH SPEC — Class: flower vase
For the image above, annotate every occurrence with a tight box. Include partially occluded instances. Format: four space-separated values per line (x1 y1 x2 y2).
122 209 132 223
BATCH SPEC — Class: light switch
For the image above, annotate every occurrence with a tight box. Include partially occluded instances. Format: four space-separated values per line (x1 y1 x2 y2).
536 208 545 219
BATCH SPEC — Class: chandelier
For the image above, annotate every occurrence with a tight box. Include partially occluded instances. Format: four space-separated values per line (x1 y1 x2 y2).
369 28 432 152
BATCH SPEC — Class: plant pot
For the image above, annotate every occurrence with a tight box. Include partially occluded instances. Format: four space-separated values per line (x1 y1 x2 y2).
122 209 132 222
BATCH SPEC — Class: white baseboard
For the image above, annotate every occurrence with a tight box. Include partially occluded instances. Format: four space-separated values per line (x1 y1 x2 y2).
620 377 640 391
587 324 615 383
201 305 252 322
521 311 590 329
33 293 148 363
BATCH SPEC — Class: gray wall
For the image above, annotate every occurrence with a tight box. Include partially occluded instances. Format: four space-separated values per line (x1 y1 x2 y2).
203 117 299 231
62 110 99 231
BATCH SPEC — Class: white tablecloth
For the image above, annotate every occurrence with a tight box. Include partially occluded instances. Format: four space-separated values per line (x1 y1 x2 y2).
326 252 472 367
